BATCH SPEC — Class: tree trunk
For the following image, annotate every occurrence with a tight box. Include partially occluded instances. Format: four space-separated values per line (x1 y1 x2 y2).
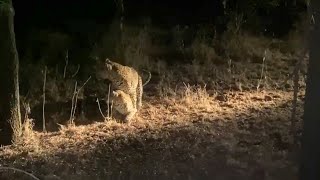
0 0 21 145
115 0 125 63
299 0 320 179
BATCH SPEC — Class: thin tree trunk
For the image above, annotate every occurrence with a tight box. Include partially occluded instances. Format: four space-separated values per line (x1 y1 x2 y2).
0 0 21 145
291 3 311 146
299 0 320 179
119 0 124 32
115 0 125 63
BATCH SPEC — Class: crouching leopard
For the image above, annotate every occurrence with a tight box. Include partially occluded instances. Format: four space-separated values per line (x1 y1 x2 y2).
110 90 137 122
96 58 151 120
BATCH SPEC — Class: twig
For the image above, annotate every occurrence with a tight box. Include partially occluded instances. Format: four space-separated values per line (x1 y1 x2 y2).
110 100 113 119
77 76 91 95
42 66 47 132
96 83 113 121
69 76 91 124
0 166 40 180
72 76 91 119
71 64 81 78
257 50 267 91
63 50 68 79
23 102 31 122
71 83 79 123
107 84 111 118
69 81 78 124
96 98 107 120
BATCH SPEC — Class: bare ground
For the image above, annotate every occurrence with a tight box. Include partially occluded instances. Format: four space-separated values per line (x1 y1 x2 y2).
0 89 304 180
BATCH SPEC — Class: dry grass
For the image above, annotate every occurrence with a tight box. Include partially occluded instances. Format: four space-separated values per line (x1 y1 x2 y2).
0 88 305 179
180 83 213 109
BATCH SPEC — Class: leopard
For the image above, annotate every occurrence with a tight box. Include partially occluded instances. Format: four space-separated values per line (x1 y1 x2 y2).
110 90 137 122
96 58 151 111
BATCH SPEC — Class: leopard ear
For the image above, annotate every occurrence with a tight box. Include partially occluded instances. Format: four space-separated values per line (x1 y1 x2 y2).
105 58 112 63
105 59 113 70
112 91 119 97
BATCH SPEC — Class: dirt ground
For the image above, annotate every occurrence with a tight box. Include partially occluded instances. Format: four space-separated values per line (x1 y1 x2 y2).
0 88 304 180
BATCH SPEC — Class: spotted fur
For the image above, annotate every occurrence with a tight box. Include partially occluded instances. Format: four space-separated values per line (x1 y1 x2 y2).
96 58 151 111
111 90 137 122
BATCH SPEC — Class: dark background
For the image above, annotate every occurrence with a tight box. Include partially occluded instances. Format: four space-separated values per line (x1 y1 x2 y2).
11 1 308 95
13 0 306 47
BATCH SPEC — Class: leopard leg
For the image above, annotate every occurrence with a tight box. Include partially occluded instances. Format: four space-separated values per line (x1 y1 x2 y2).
124 108 137 122
136 76 143 110
129 89 137 110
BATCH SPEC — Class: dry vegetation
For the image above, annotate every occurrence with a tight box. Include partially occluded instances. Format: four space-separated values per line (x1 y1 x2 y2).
0 20 307 179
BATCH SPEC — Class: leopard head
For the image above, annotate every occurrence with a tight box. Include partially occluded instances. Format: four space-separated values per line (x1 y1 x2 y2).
95 58 116 80
105 58 113 71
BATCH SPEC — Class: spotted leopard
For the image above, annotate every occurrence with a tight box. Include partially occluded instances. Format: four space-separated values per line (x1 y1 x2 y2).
96 58 151 111
110 90 137 122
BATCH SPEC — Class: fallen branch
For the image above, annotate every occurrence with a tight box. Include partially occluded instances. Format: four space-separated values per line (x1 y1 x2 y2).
0 166 40 180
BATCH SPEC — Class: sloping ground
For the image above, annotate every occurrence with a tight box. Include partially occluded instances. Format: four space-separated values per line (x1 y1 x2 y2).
0 89 304 180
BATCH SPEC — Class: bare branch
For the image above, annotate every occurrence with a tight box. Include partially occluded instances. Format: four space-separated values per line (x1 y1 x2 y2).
69 81 78 124
107 84 111 118
96 98 107 120
69 76 91 124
